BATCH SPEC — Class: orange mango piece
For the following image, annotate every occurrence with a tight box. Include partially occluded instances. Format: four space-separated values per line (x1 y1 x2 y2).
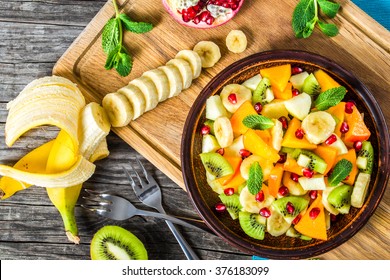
268 163 284 197
314 69 341 92
281 118 317 150
344 106 371 143
255 129 271 144
260 64 291 92
243 129 280 163
334 149 358 185
327 102 346 137
313 145 338 175
272 82 293 100
216 156 242 185
230 100 257 137
222 172 246 193
295 194 327 241
283 157 304 176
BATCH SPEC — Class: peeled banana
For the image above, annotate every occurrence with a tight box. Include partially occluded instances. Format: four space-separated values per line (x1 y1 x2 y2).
102 92 134 127
175 49 202 79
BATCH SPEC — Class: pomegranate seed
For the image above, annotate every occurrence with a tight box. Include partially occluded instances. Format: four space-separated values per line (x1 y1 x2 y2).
259 207 271 218
228 93 237 104
325 134 337 145
345 101 354 114
286 202 295 214
292 88 300 96
224 188 235 196
290 173 299 182
215 202 226 213
292 214 302 225
205 15 215 25
278 116 288 130
302 168 314 178
353 141 363 152
192 15 201 24
291 66 303 75
222 2 230 8
254 102 263 113
330 214 338 222
201 125 210 135
239 149 251 158
309 190 318 200
255 190 265 202
182 13 191 22
199 11 210 22
186 7 197 20
192 4 201 12
340 121 349 133
309 207 321 219
295 128 304 139
216 148 225 155
231 3 238 9
277 153 287 164
278 186 289 197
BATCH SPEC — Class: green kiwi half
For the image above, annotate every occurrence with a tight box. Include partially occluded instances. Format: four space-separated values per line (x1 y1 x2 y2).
272 196 309 223
252 77 271 104
90 225 148 260
239 211 266 240
327 184 353 214
200 152 234 178
219 193 242 220
357 141 374 174
302 73 321 95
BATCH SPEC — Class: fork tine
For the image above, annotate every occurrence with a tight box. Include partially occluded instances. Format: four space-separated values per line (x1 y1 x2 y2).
82 189 111 205
129 161 148 187
135 156 157 185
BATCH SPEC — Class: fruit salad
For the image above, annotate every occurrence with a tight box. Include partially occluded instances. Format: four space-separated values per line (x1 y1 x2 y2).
199 64 373 241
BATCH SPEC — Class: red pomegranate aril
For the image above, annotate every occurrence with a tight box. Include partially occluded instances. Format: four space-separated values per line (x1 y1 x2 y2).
278 186 289 197
259 207 271 218
290 173 299 182
205 15 215 25
182 13 191 22
199 10 210 22
222 2 230 8
330 214 338 222
286 202 295 214
216 148 225 155
340 121 349 133
353 140 363 152
309 190 318 200
255 190 265 202
302 168 314 178
309 207 321 219
292 214 302 225
254 102 263 113
224 188 235 196
231 3 238 9
192 16 201 24
228 93 237 104
295 128 304 139
292 88 300 96
278 116 288 130
291 66 303 75
186 7 197 20
345 101 354 114
239 149 251 158
201 124 210 135
277 153 287 164
215 202 226 212
325 134 337 145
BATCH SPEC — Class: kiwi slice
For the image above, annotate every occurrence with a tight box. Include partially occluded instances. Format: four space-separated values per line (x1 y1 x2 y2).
327 184 353 214
90 225 148 260
293 149 327 174
239 211 266 240
200 152 234 178
252 77 271 104
302 73 321 95
357 141 374 174
272 196 309 223
219 193 242 220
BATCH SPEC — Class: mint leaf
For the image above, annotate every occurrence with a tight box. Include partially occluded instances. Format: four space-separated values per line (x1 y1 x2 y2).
102 18 120 54
115 50 133 77
243 115 274 130
317 0 340 18
328 159 353 186
292 0 316 38
318 21 339 37
314 86 346 110
119 14 153 34
104 45 121 70
247 162 263 195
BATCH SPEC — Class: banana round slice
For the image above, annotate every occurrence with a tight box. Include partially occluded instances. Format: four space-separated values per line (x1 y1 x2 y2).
220 84 252 113
117 84 146 120
142 69 170 102
158 65 183 98
166 58 193 89
213 116 234 148
239 186 275 213
240 155 274 181
226 30 247 54
267 206 291 237
102 92 133 127
301 111 336 144
193 41 221 68
129 76 159 112
175 49 202 79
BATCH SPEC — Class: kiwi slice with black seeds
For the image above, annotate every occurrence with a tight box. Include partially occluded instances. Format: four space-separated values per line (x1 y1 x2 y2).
327 184 353 214
252 77 271 104
272 196 309 224
219 193 242 220
239 211 266 240
302 73 321 95
357 141 374 174
294 149 328 174
200 152 234 178
90 225 148 260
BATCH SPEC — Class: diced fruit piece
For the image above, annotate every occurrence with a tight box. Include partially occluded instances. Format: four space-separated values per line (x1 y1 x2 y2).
206 95 229 120
351 172 371 208
295 194 327 240
239 185 274 213
298 175 327 190
242 74 262 91
223 135 245 157
284 92 312 120
203 119 215 135
328 134 348 155
357 141 374 174
220 84 252 113
273 82 293 100
240 154 273 181
326 102 346 137
266 206 291 236
293 150 327 174
214 116 234 148
239 211 266 240
230 100 258 137
302 73 321 95
272 196 309 224
313 145 338 175
283 157 304 176
270 119 283 152
322 186 340 215
252 77 272 104
327 184 353 214
243 129 280 163
222 171 246 193
215 156 242 185
301 111 336 144
261 99 290 120
260 64 291 92
343 106 371 143
314 69 341 92
281 118 317 150
268 163 284 197
200 152 234 179
289 71 309 91
219 193 242 220
202 134 221 153
283 171 307 195
335 149 358 185
356 156 367 170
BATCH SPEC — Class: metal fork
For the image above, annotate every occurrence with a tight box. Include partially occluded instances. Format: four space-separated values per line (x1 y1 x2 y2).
122 158 200 260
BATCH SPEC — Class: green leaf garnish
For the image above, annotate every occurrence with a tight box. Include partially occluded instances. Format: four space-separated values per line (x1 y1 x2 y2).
328 159 353 186
314 86 346 110
247 162 263 195
119 14 154 34
102 18 120 54
243 115 274 130
318 21 339 37
317 0 340 18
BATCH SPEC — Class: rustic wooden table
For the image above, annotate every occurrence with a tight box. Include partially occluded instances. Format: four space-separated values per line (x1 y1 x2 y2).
0 0 389 260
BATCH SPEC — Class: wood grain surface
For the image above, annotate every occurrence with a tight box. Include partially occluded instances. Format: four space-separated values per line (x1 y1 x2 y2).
0 0 389 260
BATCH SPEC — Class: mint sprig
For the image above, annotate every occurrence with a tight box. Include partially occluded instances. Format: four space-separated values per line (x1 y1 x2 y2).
314 86 346 110
328 159 352 186
247 162 263 195
292 0 340 38
102 0 153 77
243 115 274 130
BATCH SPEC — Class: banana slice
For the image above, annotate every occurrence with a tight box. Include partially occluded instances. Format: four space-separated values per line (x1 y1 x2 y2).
271 119 283 152
193 41 221 68
239 186 275 213
166 58 193 89
301 111 336 144
142 69 170 102
267 206 291 237
226 30 247 54
117 84 146 120
220 84 252 113
102 92 133 127
129 76 159 112
89 138 110 163
240 155 274 181
213 116 234 148
175 49 202 79
158 65 183 98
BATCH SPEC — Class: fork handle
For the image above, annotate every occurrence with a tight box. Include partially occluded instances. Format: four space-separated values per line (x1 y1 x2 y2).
172 215 214 235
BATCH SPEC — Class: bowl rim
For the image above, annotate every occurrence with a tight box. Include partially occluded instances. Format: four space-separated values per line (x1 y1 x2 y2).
181 49 390 259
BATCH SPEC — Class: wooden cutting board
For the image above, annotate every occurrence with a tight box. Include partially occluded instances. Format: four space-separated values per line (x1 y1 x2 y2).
53 0 390 259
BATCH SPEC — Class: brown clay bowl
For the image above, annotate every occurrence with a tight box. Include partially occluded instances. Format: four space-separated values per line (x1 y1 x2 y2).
181 50 390 259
